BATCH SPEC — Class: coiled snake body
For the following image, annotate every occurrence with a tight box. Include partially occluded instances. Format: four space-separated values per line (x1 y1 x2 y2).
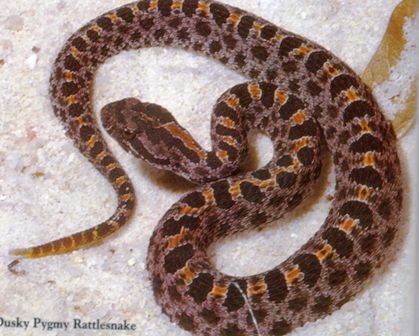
12 1 403 335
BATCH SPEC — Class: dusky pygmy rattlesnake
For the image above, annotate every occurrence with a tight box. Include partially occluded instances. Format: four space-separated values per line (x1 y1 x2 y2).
11 1 403 335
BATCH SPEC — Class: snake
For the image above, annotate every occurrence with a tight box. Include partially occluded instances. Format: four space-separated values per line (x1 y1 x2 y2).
11 1 403 335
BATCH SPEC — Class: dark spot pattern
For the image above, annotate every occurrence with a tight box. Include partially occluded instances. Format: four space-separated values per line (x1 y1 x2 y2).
288 296 308 312
322 228 353 257
305 51 329 73
278 37 303 56
223 282 246 312
187 272 214 304
350 134 383 153
294 253 321 287
339 201 373 228
251 46 269 61
196 21 212 36
289 120 318 140
350 167 382 189
212 180 235 209
261 25 277 40
330 74 359 98
264 269 288 303
343 100 374 123
182 191 206 208
240 181 264 203
279 96 305 120
210 3 230 26
237 15 255 38
164 243 194 273
312 295 332 314
328 269 347 286
158 0 173 16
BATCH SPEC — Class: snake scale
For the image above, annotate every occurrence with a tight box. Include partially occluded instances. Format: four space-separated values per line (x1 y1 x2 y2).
11 1 403 335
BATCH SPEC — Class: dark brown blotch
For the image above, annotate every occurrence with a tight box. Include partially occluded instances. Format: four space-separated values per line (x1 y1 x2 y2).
211 180 234 209
182 191 206 208
339 200 373 228
276 172 296 189
64 54 82 72
195 21 212 36
288 120 317 140
206 151 223 169
259 82 277 108
161 216 200 237
71 36 88 51
279 95 305 120
137 0 151 12
240 181 264 203
294 253 321 288
350 133 383 154
230 84 252 108
350 166 382 189
223 282 246 312
322 227 353 257
305 51 329 73
61 81 79 96
246 309 267 325
307 80 322 96
278 36 303 57
264 268 288 303
234 53 246 68
276 155 293 167
79 125 94 141
297 147 315 166
158 0 173 16
209 40 222 53
354 261 372 281
186 272 214 304
86 29 99 42
223 34 237 49
96 17 113 31
210 3 230 26
328 269 347 286
163 243 194 273
252 169 271 180
140 17 154 30
288 296 308 312
343 100 374 123
109 167 124 182
330 74 359 98
116 6 134 22
282 60 297 73
312 295 332 314
214 101 239 121
261 25 277 40
360 234 376 254
200 308 220 324
251 46 269 61
237 15 255 39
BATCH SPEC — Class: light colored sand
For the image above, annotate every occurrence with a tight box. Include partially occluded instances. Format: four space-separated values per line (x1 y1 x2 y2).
0 1 416 335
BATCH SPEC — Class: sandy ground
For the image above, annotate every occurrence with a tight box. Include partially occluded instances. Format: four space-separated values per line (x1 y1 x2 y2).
0 1 417 335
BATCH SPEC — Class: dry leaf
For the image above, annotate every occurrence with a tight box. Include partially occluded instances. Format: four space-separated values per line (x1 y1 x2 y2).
362 0 417 138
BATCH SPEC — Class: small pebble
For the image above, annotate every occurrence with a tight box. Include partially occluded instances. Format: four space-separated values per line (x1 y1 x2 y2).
127 257 136 266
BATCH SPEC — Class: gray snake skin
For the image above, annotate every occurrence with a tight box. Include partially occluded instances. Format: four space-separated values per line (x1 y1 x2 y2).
11 1 403 335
